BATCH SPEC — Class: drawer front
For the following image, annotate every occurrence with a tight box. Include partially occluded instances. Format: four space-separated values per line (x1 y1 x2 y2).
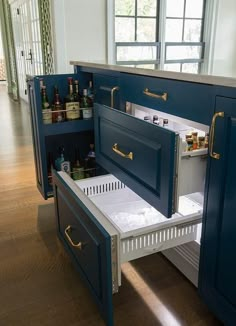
94 104 178 218
121 73 214 125
53 170 114 326
93 74 121 110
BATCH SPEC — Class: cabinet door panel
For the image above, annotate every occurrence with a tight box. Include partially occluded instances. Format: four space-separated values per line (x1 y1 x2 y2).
199 96 236 324
94 103 178 218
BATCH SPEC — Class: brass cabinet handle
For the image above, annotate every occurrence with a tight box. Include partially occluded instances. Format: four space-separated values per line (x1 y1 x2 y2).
111 86 119 108
64 225 83 250
112 143 133 160
209 111 225 160
143 88 168 101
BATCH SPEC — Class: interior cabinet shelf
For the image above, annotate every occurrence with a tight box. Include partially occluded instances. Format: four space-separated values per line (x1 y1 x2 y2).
43 119 94 136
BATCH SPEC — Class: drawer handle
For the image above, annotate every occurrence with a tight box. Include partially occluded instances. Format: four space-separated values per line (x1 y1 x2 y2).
143 88 168 101
209 111 224 160
64 225 83 250
111 86 119 108
112 143 133 160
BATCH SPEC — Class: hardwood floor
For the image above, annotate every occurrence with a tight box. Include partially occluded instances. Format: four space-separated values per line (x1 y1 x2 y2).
0 84 222 326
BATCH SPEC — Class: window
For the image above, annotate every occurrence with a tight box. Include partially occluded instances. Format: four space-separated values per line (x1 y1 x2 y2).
115 0 160 69
114 0 206 73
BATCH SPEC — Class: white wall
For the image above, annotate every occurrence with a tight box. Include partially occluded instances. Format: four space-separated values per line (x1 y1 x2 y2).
210 0 236 77
51 0 107 73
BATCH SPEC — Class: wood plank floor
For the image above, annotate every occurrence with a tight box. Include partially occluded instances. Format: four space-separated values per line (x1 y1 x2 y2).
0 83 222 326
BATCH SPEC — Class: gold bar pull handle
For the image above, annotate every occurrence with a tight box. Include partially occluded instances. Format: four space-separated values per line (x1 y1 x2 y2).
112 143 133 160
111 86 120 108
209 111 225 160
65 225 83 250
143 88 168 101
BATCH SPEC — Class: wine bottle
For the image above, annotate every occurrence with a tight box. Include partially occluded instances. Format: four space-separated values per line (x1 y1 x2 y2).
55 147 65 171
72 148 84 180
41 86 52 124
64 77 80 120
52 86 65 123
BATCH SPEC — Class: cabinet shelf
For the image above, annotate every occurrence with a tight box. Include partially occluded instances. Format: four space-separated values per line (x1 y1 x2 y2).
43 119 94 136
181 148 208 157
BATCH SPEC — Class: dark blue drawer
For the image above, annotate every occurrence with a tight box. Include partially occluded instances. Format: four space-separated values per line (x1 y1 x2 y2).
53 170 114 325
94 103 178 218
121 73 214 125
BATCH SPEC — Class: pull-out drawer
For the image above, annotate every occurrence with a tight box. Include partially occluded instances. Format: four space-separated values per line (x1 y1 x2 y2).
53 171 202 326
94 103 179 218
121 73 214 125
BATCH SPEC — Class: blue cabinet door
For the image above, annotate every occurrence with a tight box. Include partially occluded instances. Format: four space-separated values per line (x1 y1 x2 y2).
94 103 178 218
53 170 114 326
199 96 236 325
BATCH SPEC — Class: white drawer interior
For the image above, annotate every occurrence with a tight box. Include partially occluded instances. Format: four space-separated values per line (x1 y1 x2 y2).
75 174 202 263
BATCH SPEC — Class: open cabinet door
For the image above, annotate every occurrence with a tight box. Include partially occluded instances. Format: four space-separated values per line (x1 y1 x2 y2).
53 170 114 326
94 103 179 218
199 96 236 324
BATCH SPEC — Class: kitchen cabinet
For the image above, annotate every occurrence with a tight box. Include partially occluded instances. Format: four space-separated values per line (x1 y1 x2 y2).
199 94 236 325
28 62 236 325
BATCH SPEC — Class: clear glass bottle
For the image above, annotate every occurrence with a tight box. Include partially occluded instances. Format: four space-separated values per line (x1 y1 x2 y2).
81 89 93 119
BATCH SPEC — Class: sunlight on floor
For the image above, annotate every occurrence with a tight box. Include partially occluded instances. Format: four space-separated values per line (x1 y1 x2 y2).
122 262 182 326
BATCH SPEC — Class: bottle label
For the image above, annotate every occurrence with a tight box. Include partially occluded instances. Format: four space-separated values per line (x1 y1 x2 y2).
83 108 93 119
61 161 71 174
42 109 52 124
66 102 80 120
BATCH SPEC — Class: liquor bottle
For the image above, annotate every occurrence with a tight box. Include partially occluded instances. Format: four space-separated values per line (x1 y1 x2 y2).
72 148 84 180
87 80 94 105
55 147 65 171
81 89 93 119
153 115 160 125
52 86 65 123
87 143 96 177
41 86 52 124
64 77 80 120
74 80 82 104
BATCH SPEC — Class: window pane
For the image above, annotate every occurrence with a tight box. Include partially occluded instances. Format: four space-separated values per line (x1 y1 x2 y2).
165 19 183 41
137 0 157 16
184 19 201 42
166 45 201 60
115 0 135 16
182 63 199 73
185 0 204 18
166 0 184 17
164 63 181 72
117 46 157 61
115 18 135 41
137 18 156 41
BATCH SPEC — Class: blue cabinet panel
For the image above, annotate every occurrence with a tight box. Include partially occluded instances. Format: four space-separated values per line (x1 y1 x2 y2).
27 73 95 199
199 96 236 325
53 170 113 326
121 73 214 125
94 103 178 218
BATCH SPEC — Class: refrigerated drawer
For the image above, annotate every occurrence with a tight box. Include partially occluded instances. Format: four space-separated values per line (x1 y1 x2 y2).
94 103 179 218
53 171 202 325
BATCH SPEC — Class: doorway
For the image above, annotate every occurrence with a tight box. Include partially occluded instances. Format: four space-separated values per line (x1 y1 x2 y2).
11 0 44 102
